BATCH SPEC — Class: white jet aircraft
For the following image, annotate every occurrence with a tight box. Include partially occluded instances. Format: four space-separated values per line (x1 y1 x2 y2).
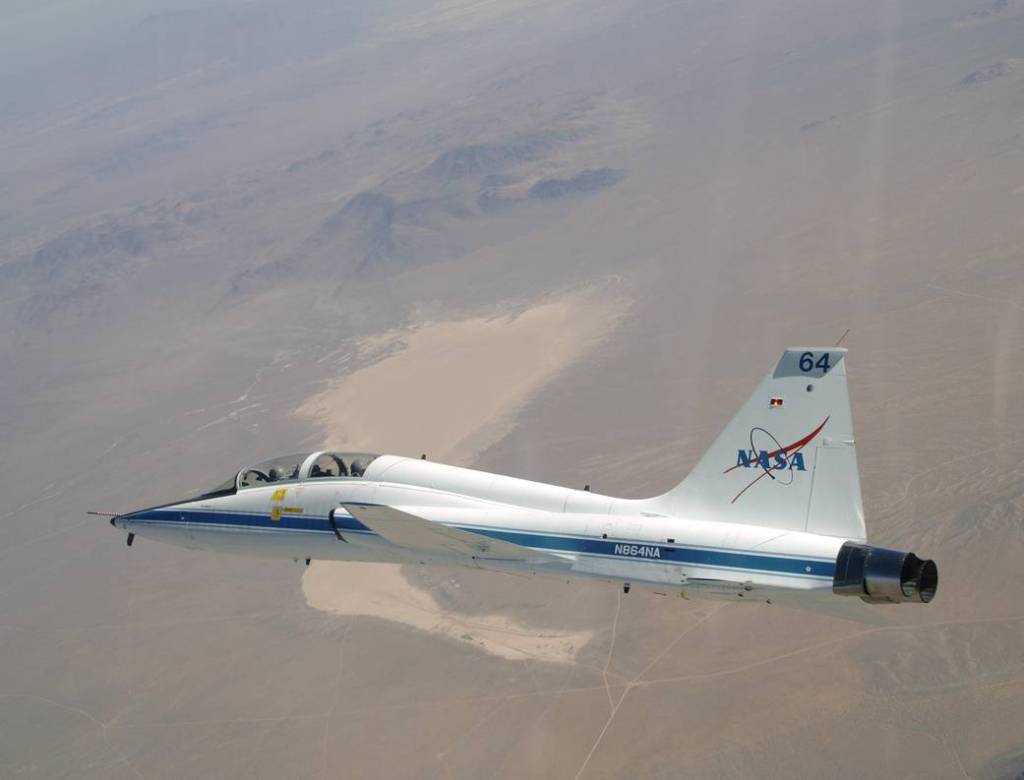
108 348 937 612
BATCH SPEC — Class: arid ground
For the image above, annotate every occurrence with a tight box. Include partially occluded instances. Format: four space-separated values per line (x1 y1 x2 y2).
2 1 1024 777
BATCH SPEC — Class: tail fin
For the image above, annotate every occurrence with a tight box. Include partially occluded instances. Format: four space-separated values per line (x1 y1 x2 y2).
658 348 865 540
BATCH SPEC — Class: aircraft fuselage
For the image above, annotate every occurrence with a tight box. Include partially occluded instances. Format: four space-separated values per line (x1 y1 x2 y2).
111 348 938 609
116 454 844 601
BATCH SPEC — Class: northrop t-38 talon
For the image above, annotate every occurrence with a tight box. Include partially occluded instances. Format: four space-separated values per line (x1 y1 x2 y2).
108 348 937 613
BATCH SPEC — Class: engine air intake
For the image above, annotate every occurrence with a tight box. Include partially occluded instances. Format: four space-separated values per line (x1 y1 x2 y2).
832 542 937 604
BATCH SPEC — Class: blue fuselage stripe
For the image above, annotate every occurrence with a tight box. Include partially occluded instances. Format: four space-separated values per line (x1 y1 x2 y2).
126 509 836 578
466 527 834 577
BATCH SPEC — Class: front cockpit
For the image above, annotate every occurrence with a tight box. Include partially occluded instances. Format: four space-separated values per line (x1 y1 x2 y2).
197 451 380 499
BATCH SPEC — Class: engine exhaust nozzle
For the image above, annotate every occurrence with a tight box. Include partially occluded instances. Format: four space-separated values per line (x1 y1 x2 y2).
833 542 937 604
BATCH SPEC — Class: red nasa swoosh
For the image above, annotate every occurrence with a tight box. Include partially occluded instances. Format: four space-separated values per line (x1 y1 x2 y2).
723 416 830 474
724 416 830 503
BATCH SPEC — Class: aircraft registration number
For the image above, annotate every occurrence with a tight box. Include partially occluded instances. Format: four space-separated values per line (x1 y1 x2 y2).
613 543 662 559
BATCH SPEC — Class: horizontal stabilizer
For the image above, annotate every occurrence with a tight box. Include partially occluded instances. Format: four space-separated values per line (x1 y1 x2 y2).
681 579 891 624
341 504 557 564
756 587 893 624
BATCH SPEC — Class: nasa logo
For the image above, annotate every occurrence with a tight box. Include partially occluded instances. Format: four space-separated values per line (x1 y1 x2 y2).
734 450 807 471
722 417 830 503
613 543 662 559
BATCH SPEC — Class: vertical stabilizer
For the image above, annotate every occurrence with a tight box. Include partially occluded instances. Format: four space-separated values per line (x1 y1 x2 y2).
657 348 865 540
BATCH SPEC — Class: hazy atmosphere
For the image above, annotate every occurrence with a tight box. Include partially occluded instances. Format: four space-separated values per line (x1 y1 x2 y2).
2 1 1024 777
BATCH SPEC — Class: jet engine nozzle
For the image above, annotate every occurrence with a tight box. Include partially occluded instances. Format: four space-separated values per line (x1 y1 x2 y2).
832 542 937 604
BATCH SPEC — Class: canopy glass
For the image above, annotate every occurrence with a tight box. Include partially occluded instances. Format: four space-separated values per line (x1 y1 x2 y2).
197 452 381 498
237 451 380 489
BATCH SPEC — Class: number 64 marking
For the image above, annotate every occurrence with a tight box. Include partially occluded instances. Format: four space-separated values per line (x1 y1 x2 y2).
799 351 831 373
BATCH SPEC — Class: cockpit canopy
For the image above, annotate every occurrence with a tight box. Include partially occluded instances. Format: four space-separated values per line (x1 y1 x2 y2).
199 452 380 498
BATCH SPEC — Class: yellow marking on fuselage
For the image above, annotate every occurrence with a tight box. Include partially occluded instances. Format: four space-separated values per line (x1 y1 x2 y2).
271 505 303 522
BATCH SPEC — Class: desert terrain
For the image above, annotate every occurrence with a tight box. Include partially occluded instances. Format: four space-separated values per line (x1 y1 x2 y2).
2 1 1024 777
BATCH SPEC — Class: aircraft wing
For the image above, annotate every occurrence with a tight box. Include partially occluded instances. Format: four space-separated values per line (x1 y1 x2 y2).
682 578 893 625
341 504 559 565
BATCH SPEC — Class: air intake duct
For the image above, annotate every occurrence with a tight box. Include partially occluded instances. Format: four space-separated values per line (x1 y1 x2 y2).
832 542 937 604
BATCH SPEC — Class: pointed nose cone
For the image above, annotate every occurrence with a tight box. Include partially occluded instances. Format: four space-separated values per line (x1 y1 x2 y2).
108 502 193 548
109 509 148 527
113 509 145 527
113 503 184 528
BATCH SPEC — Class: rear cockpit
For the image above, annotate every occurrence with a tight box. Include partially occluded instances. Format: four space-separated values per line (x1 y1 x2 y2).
304 452 377 480
197 451 379 499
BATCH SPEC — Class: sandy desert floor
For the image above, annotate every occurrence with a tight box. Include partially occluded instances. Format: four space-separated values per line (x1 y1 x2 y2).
301 286 625 664
2 1 1024 778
